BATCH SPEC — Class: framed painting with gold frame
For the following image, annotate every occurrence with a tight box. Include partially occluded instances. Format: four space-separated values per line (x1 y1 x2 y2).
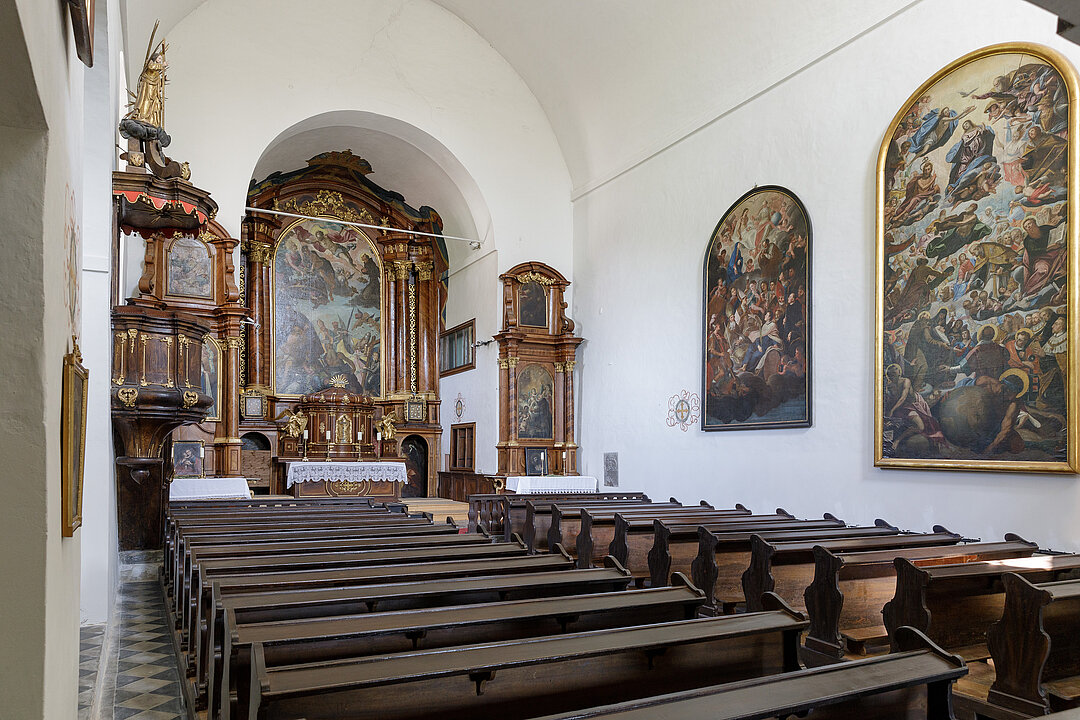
61 343 88 536
876 42 1079 473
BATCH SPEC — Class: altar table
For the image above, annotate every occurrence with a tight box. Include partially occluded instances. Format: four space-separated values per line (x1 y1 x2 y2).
285 461 406 499
505 475 599 493
169 477 253 501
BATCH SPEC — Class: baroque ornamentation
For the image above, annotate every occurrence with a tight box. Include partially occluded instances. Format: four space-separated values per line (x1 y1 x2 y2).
516 271 557 286
415 261 434 281
117 388 138 408
666 390 700 432
275 190 375 227
182 390 199 408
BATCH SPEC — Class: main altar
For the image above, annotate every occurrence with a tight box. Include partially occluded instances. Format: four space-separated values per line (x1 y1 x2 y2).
285 461 406 498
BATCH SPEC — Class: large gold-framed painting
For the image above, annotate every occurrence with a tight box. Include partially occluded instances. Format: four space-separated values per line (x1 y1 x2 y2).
703 186 811 430
877 43 1079 472
272 217 382 397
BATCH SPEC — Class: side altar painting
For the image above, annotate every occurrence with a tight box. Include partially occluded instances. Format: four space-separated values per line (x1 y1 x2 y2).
877 44 1078 472
703 186 811 430
273 218 382 397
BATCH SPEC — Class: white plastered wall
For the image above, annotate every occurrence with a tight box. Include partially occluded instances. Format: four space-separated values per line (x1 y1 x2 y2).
0 0 88 717
573 0 1080 551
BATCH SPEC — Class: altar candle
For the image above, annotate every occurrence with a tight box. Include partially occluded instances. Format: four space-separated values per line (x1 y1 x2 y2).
326 430 330 441
303 428 308 440
357 428 362 442
200 445 205 458
377 429 382 442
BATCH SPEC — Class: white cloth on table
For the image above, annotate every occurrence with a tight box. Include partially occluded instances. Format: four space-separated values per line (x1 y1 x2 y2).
169 477 253 500
504 476 599 493
285 461 407 488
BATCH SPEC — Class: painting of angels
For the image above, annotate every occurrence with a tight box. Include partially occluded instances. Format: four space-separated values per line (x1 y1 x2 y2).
702 186 812 430
877 44 1077 472
273 218 382 397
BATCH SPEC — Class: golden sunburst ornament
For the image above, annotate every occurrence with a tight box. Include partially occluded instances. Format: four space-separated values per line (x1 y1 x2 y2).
328 374 349 388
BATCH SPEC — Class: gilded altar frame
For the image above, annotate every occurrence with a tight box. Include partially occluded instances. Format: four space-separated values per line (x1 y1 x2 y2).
875 42 1080 473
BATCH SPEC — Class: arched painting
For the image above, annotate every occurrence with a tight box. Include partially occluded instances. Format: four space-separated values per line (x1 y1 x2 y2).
876 43 1078 473
702 186 811 430
273 218 382 397
517 364 554 439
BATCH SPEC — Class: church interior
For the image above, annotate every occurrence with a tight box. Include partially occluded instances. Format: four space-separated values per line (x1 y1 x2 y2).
9 0 1080 718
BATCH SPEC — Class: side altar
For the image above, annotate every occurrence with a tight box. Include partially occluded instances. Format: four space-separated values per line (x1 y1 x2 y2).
284 461 405 499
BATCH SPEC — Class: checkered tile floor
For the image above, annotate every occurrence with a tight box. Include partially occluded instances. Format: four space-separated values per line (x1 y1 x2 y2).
79 624 106 718
101 581 186 720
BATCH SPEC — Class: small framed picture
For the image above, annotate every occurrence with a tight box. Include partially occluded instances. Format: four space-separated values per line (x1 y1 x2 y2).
241 391 266 420
61 346 89 537
173 440 204 478
524 447 548 476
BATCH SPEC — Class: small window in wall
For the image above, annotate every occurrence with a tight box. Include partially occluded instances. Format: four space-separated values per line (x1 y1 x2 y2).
450 423 475 471
440 319 475 377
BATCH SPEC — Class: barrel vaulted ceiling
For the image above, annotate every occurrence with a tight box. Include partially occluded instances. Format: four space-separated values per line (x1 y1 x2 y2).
122 1 1058 197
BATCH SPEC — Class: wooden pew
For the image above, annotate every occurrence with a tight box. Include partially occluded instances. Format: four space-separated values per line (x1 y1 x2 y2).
985 574 1080 716
204 564 635 717
192 549 583 704
741 528 965 613
169 520 453 597
183 541 527 643
882 554 1080 662
571 507 786 568
803 536 1037 662
646 510 842 587
607 511 794 581
245 595 807 720
218 579 704 720
688 521 906 614
525 626 967 720
524 499 678 553
466 491 650 536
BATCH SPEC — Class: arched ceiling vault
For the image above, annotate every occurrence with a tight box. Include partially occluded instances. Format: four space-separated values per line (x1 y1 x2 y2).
122 0 980 197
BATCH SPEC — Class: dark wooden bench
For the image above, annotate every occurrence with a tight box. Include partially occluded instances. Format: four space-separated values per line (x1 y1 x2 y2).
986 574 1080 716
741 529 965 613
607 510 793 581
689 521 905 614
803 537 1037 661
245 595 807 720
646 510 842 587
169 520 455 597
525 626 966 720
883 554 1080 662
183 541 526 644
218 579 704 720
525 499 681 553
466 492 650 536
192 549 583 703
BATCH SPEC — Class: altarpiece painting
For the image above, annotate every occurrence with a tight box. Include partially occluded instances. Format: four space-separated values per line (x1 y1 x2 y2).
273 218 382 398
876 43 1079 472
702 186 811 430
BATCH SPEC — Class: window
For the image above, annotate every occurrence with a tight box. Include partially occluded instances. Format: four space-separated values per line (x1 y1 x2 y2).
439 319 475 377
450 423 475 471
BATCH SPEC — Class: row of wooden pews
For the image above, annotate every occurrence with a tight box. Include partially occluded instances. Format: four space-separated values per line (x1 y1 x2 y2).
162 494 987 720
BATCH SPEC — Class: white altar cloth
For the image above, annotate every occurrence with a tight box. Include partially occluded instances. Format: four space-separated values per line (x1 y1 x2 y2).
285 461 406 489
505 476 599 493
169 477 253 501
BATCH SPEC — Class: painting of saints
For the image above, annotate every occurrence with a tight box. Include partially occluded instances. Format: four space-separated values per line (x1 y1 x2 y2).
167 236 213 298
201 337 219 420
702 187 812 430
517 364 554 439
877 45 1076 472
519 281 548 327
273 219 382 397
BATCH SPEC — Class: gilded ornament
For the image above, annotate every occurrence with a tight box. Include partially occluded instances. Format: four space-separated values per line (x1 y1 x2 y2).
416 261 434 282
182 390 199 408
394 261 411 281
507 357 519 367
565 360 576 371
198 230 220 244
277 191 374 226
177 334 189 350
516 272 557 286
329 374 349 388
498 358 510 369
117 388 138 408
225 336 243 350
278 408 308 439
375 412 399 440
